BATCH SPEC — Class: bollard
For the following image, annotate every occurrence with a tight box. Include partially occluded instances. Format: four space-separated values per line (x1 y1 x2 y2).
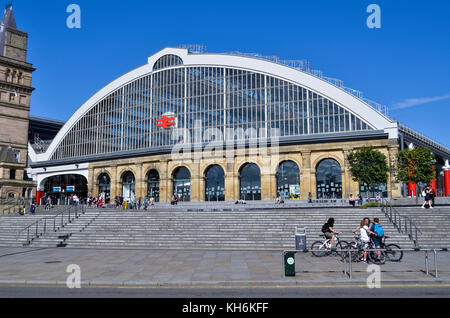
284 252 296 277
348 250 353 279
343 251 348 277
434 250 439 279
295 227 307 251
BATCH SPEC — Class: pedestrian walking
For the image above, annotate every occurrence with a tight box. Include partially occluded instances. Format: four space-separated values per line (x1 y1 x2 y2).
421 187 433 209
430 187 436 207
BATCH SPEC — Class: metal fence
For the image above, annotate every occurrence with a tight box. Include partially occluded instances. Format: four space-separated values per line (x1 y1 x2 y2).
283 248 449 280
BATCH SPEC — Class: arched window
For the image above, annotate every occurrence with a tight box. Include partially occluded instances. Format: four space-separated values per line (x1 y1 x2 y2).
276 161 300 200
173 167 191 202
240 163 261 201
98 173 111 203
153 55 183 71
316 159 342 199
122 172 135 202
147 170 160 202
205 165 225 202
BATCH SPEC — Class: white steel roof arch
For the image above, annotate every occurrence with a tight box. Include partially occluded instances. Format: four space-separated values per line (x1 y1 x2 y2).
41 47 398 162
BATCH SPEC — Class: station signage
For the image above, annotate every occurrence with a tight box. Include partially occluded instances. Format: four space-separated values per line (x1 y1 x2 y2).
157 114 176 129
53 187 61 193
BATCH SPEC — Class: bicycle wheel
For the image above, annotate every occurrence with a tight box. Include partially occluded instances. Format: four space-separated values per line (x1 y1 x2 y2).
342 242 360 262
336 241 348 258
311 241 329 257
385 244 403 262
368 249 386 264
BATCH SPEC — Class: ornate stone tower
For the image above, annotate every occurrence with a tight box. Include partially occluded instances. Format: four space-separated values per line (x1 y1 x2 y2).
0 4 35 199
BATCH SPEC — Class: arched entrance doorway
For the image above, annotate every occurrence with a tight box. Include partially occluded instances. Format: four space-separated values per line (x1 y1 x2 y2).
42 174 88 205
239 163 261 201
276 161 301 200
173 167 191 202
122 171 135 202
97 173 111 203
147 169 160 202
204 165 225 201
316 159 342 199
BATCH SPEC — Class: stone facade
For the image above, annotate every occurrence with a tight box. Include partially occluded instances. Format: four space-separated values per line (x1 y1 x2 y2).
88 138 402 202
0 7 36 199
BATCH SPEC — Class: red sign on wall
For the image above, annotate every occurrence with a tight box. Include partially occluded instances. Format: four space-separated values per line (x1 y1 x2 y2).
157 116 176 129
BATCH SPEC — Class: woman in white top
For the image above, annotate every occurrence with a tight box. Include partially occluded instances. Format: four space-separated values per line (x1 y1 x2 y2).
352 220 375 263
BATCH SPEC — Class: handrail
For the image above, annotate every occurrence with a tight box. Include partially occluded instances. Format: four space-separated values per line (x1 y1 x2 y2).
381 199 423 247
15 205 86 246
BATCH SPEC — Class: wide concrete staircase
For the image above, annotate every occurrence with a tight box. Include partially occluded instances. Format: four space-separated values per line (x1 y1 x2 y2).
1 207 415 250
392 206 450 249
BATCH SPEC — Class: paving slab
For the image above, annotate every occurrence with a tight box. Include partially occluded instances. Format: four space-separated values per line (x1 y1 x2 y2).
0 247 448 287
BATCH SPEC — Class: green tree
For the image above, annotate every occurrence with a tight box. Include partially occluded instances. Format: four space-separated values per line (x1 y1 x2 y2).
397 146 436 203
347 146 389 199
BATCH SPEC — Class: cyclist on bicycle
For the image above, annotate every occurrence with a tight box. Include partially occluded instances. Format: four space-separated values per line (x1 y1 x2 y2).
321 218 340 248
352 219 375 263
369 218 384 264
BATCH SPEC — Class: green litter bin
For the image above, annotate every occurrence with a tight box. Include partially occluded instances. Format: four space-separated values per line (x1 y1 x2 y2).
284 252 296 277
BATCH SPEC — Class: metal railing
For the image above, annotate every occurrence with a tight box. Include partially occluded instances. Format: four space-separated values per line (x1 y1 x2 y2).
381 199 423 247
399 124 450 156
15 205 86 246
283 248 449 280
222 51 390 118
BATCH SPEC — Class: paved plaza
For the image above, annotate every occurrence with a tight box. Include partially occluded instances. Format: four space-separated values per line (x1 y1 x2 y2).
0 247 449 287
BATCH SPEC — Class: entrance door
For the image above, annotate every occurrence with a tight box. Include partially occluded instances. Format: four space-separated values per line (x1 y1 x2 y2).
173 167 191 202
122 172 136 202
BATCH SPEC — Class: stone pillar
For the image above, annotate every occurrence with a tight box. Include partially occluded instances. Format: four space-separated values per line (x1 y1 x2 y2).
342 150 351 199
190 176 202 202
88 168 95 197
225 163 236 201
110 165 119 199
388 144 402 198
136 163 145 200
159 161 170 203
300 151 312 200
261 173 274 201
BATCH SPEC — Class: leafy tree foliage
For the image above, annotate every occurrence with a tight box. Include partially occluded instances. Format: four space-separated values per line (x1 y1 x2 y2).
347 146 389 198
397 146 436 186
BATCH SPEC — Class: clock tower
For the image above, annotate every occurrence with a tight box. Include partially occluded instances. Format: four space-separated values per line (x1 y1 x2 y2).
0 4 36 200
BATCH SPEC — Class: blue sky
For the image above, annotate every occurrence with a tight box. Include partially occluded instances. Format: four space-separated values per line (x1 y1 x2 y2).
11 0 450 147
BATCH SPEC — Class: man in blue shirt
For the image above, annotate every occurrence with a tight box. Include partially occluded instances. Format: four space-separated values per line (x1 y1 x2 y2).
370 218 384 264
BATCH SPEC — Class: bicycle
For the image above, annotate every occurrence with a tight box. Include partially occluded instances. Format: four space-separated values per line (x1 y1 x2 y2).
344 234 403 263
343 234 369 262
311 234 348 258
374 235 403 262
